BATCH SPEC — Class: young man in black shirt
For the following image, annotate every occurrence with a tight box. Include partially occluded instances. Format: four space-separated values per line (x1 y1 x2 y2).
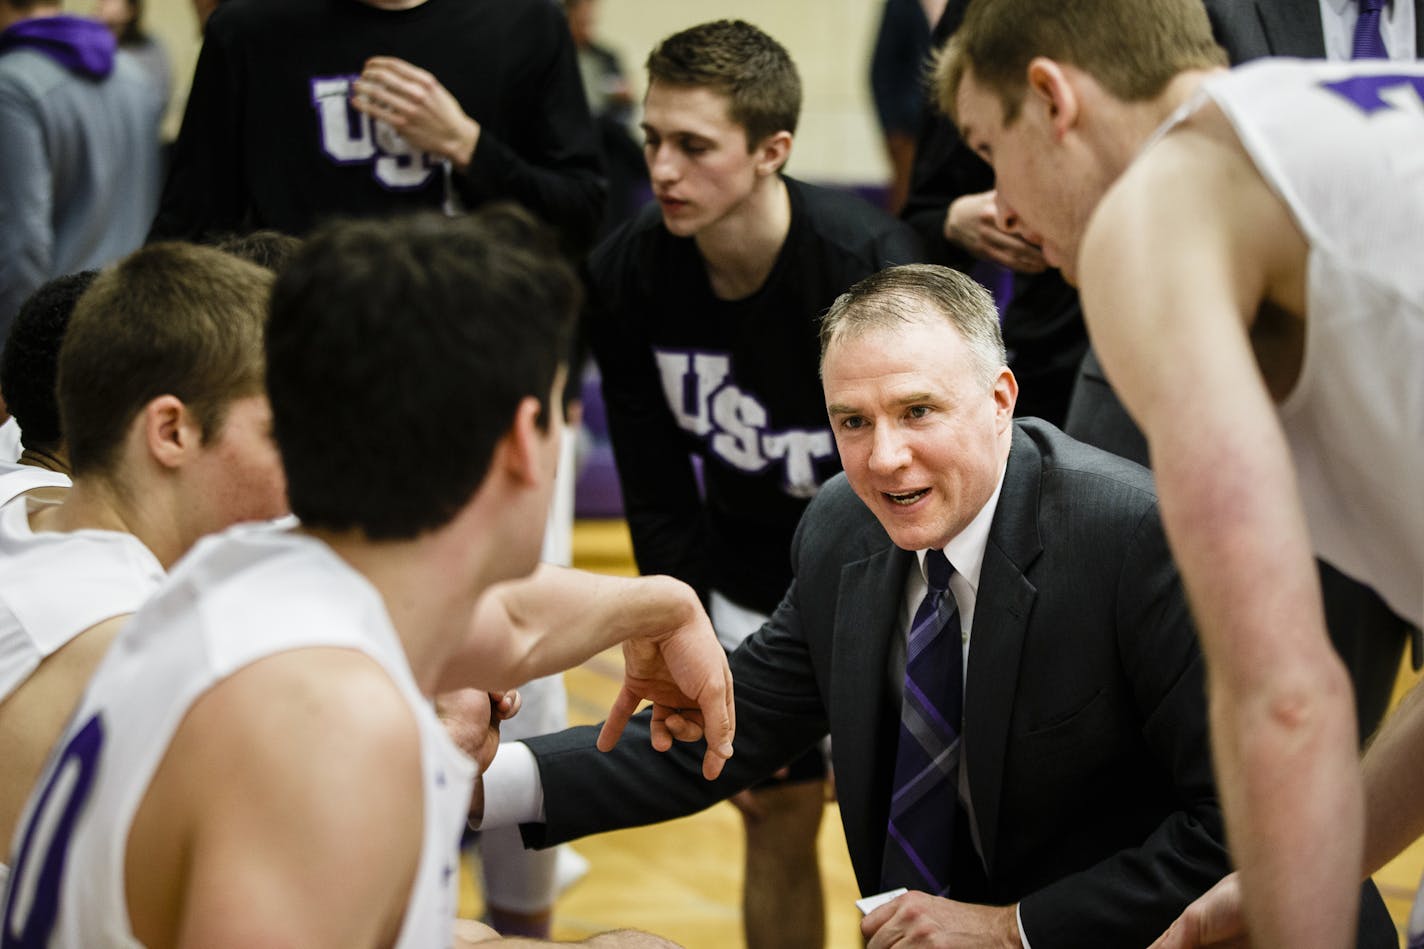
589 20 921 948
149 0 604 250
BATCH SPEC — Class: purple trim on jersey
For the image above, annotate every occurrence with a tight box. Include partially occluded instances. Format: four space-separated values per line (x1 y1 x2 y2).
1321 74 1424 114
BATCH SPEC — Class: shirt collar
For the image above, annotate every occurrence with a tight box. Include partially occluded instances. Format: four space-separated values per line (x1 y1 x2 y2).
1323 0 1385 15
914 466 1006 595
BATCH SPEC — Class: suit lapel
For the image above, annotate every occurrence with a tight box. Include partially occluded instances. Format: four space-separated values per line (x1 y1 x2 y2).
1415 0 1424 57
1255 0 1328 56
963 426 1043 876
831 541 913 894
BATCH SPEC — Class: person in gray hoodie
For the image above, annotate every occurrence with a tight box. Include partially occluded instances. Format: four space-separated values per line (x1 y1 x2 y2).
0 0 161 342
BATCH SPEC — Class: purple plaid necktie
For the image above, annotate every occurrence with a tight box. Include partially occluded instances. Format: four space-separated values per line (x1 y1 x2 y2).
881 548 963 896
1353 0 1390 59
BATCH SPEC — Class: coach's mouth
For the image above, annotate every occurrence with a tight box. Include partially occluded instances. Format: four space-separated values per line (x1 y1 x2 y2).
885 488 930 506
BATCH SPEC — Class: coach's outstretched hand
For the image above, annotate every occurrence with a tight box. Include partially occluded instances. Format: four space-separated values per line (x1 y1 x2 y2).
599 585 735 780
445 566 734 778
1150 873 1248 949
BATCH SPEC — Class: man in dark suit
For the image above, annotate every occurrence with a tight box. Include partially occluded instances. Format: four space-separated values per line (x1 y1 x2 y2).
1203 0 1423 60
481 264 1231 946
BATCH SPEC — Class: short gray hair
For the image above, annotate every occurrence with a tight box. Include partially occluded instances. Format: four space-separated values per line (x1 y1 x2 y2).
819 264 1006 384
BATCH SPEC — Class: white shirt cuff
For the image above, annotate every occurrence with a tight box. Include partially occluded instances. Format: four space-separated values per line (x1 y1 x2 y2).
475 740 545 828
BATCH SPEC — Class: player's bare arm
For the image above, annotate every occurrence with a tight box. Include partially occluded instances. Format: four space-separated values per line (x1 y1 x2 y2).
127 649 424 949
1079 109 1360 948
1362 675 1424 875
442 565 734 779
0 614 124 855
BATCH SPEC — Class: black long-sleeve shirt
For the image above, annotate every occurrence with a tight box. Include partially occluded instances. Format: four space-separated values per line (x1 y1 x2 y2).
149 0 605 248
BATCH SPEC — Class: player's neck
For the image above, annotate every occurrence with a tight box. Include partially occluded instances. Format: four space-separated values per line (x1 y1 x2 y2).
18 445 69 475
1124 69 1219 161
312 527 493 695
694 174 792 301
28 475 149 552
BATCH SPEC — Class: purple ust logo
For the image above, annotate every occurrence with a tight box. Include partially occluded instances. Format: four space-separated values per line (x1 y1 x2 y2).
310 75 435 190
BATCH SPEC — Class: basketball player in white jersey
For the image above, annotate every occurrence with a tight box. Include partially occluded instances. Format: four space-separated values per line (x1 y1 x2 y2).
2 209 731 949
0 243 288 900
939 1 1424 945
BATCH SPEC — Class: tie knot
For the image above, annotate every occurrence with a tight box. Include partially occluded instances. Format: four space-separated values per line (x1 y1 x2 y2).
924 548 953 592
1360 0 1387 13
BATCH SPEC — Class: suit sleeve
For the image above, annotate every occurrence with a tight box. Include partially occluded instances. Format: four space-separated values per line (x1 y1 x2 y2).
147 11 248 242
1016 502 1229 947
518 570 830 849
455 1 605 254
0 85 52 334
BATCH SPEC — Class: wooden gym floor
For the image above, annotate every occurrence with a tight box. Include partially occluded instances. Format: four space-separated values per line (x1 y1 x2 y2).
458 519 1424 947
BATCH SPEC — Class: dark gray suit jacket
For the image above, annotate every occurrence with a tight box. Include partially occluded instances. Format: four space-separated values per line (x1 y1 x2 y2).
1203 0 1424 60
523 421 1229 947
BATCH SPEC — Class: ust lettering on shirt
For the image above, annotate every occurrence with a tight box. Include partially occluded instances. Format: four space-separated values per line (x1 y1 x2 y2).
309 75 436 190
653 347 835 498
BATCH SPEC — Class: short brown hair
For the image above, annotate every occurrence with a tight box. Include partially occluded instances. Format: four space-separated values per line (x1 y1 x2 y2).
937 0 1225 124
820 264 1006 386
58 243 273 477
646 20 801 147
214 230 303 273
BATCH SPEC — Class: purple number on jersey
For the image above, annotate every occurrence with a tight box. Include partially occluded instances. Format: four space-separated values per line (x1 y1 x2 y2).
2 714 105 948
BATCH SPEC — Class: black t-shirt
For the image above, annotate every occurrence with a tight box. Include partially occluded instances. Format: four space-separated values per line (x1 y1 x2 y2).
150 0 604 245
590 177 923 613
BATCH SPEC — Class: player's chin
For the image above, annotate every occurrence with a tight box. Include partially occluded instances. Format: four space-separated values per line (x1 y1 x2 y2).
1043 244 1078 285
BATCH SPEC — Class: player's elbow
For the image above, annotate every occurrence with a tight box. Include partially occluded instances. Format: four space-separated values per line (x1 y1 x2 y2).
1222 650 1356 745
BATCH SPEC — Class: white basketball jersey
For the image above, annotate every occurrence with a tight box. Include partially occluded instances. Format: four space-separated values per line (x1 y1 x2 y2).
0 524 475 948
0 465 70 509
0 498 162 706
1201 59 1424 627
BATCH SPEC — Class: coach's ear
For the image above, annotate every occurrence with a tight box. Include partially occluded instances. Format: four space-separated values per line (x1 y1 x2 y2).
142 395 203 470
993 366 1018 435
1025 57 1079 141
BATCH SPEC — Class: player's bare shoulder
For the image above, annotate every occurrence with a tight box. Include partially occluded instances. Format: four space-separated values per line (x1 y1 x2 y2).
126 648 422 948
1087 93 1308 337
1172 97 1308 322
